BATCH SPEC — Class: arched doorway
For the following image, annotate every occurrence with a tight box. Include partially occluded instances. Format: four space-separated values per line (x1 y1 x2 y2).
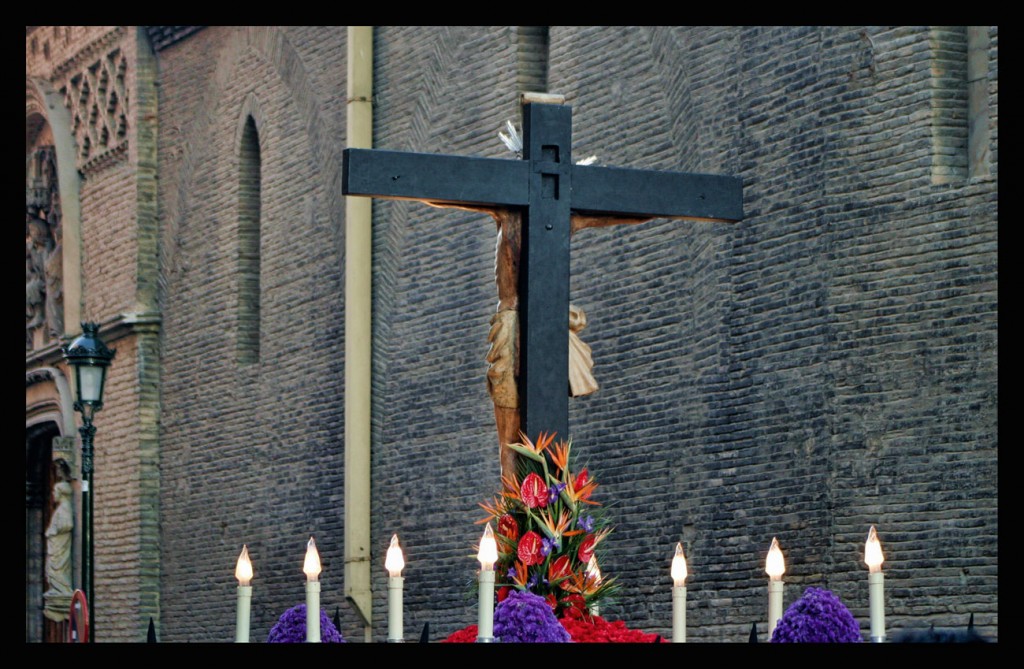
26 366 78 642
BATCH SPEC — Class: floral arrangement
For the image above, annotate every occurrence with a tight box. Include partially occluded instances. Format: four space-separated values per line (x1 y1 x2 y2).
444 433 666 643
478 432 617 619
492 590 572 643
770 587 861 643
267 604 346 643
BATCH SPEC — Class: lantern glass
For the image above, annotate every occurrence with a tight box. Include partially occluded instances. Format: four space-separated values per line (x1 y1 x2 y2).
63 322 115 411
77 364 106 404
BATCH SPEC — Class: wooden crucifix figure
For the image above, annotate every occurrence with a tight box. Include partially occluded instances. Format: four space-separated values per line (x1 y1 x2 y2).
342 95 743 478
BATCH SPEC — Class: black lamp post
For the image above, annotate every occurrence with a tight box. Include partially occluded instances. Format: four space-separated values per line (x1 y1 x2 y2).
62 322 115 641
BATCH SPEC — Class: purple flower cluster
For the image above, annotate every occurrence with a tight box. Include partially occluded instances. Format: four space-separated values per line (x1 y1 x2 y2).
493 590 572 643
267 604 346 643
771 587 862 643
547 482 567 505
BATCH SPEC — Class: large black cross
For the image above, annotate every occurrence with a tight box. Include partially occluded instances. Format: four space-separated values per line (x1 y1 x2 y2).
342 102 742 442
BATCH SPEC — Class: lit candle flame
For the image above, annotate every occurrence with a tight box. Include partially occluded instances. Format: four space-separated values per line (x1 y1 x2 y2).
765 537 785 580
385 533 405 577
477 523 498 570
303 536 322 581
235 544 253 586
671 542 688 587
865 525 884 573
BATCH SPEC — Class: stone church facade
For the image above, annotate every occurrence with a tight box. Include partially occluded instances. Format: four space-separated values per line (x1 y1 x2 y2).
25 26 997 643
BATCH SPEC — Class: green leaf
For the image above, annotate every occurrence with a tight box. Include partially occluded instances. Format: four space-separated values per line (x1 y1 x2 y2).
507 442 546 463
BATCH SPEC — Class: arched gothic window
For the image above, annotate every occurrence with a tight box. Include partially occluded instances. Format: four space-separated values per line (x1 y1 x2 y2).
237 115 262 364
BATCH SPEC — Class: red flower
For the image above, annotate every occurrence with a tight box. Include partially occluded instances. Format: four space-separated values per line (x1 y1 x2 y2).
561 593 587 616
442 624 479 643
446 617 670 644
578 533 597 564
557 616 668 643
498 514 519 541
562 604 585 620
574 468 588 493
546 593 558 610
520 472 549 509
548 555 572 589
497 586 511 603
566 467 599 505
517 531 544 565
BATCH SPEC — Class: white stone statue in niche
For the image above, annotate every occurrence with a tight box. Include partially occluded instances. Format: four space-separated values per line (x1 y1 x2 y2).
43 474 74 622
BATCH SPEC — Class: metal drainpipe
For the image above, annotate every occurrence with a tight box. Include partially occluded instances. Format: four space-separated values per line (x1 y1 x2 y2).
344 25 374 642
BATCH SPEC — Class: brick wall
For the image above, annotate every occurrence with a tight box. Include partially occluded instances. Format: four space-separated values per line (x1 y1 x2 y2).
555 25 997 641
155 26 353 641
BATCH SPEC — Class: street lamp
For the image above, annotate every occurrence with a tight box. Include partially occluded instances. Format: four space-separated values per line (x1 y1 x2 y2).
62 322 115 641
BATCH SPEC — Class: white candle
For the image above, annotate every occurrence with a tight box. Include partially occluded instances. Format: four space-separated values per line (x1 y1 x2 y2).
476 523 498 642
385 533 405 642
765 537 785 641
303 537 322 643
234 545 253 643
586 556 602 617
865 526 886 642
671 542 688 643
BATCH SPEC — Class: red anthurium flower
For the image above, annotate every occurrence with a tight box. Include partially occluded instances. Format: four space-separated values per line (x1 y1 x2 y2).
517 530 544 565
498 513 519 541
577 533 597 564
574 468 588 493
548 555 572 589
520 472 549 509
566 467 599 506
497 586 511 603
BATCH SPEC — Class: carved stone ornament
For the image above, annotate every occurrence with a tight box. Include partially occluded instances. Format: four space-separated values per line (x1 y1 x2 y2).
62 47 129 172
26 146 63 349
